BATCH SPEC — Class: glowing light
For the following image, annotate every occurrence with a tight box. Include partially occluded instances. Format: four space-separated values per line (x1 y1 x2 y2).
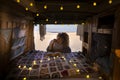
86 75 90 79
17 0 20 3
40 60 42 63
23 77 27 80
60 6 63 10
30 3 33 7
55 21 57 24
46 19 48 21
23 65 26 69
82 22 85 25
44 5 47 9
98 76 102 79
18 65 21 68
48 58 50 61
33 60 36 65
36 13 39 16
93 2 97 6
73 63 77 67
76 69 80 73
53 57 56 59
57 56 59 58
69 60 72 63
25 8 29 11
77 5 80 9
109 0 112 4
29 67 32 70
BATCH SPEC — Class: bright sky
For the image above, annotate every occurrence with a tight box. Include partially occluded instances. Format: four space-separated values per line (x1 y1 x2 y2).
34 24 78 32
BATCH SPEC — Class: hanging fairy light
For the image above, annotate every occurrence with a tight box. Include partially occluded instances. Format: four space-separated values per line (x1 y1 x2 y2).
93 2 97 6
30 2 33 7
77 5 80 9
46 18 48 21
60 6 63 10
36 13 39 16
109 0 112 4
44 5 47 9
23 65 26 69
86 74 90 79
28 67 32 71
98 76 102 79
16 0 20 3
23 77 27 80
25 7 29 11
18 65 21 68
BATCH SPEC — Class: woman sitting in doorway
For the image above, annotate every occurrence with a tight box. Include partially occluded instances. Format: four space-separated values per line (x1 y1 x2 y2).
47 32 71 53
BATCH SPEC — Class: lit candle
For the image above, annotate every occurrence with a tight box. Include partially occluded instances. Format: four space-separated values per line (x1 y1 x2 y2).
86 75 90 79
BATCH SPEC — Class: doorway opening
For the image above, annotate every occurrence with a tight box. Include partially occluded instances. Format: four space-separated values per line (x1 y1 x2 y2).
34 24 82 52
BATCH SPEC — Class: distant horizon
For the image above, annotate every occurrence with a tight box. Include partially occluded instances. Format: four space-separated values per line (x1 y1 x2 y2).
34 24 78 32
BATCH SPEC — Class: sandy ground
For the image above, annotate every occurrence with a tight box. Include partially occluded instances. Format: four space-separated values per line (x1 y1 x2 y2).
34 32 82 52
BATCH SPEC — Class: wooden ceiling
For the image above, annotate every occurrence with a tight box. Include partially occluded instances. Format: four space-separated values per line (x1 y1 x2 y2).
1 0 120 24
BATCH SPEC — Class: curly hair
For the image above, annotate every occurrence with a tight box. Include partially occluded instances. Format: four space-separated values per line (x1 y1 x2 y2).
57 32 69 47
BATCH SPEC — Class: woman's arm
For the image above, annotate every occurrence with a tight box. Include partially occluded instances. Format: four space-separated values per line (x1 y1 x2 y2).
47 39 56 52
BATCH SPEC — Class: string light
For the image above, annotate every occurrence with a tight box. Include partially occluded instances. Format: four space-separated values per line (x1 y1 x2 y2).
30 2 33 7
82 22 85 25
55 21 57 24
98 76 102 79
60 6 63 10
18 65 21 68
23 65 26 69
44 5 47 9
36 13 39 16
25 7 29 11
16 0 20 3
40 60 42 63
23 77 27 80
33 60 36 65
86 75 90 79
77 5 80 9
76 69 80 73
46 19 48 21
93 2 97 6
28 67 32 71
109 0 112 4
73 63 77 67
